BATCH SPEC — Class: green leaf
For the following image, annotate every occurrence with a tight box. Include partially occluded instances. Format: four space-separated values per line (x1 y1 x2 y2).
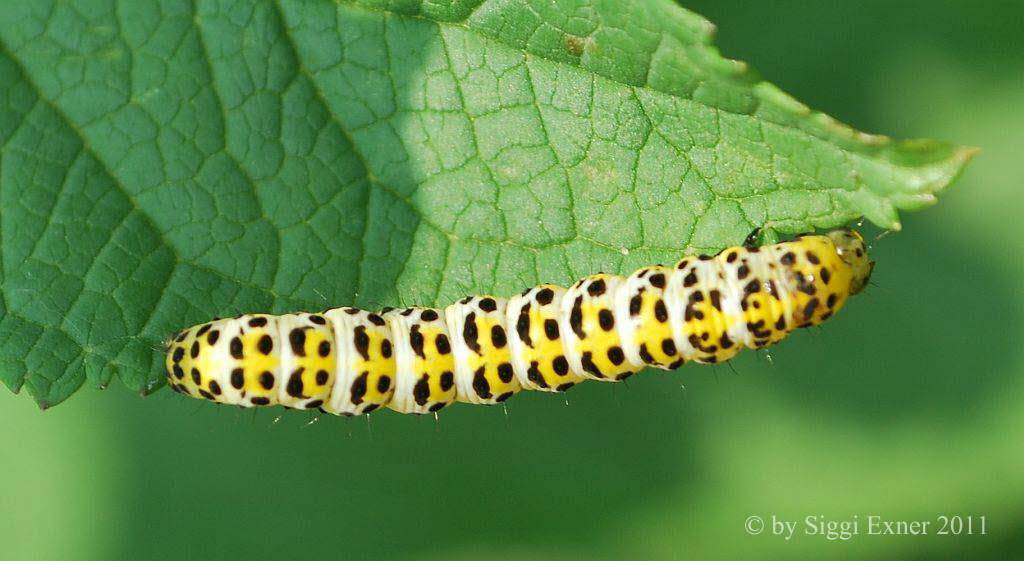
0 0 973 408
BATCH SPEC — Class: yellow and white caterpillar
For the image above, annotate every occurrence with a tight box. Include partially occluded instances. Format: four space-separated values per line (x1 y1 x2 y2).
165 229 874 415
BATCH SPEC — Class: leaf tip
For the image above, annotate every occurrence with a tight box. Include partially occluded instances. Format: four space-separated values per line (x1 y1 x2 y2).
960 145 982 162
927 143 980 195
37 399 50 412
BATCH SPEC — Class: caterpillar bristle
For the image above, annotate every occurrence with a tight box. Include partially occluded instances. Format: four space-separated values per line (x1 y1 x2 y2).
165 230 874 416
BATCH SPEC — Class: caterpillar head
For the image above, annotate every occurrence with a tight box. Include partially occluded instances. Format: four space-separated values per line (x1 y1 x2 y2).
826 229 874 295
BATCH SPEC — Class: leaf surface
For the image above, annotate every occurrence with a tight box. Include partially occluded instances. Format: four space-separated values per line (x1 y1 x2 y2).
0 0 973 407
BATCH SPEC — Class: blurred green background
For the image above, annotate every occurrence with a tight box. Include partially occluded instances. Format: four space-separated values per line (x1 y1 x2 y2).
2 1 1021 559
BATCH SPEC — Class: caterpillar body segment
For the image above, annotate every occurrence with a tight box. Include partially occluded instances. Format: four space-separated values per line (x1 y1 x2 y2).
506 285 586 392
165 230 874 415
275 313 336 409
322 308 394 416
617 266 679 370
560 274 641 381
446 296 522 405
383 307 456 414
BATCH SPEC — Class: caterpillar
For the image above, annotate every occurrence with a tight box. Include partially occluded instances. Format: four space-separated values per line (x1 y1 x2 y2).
165 229 873 415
